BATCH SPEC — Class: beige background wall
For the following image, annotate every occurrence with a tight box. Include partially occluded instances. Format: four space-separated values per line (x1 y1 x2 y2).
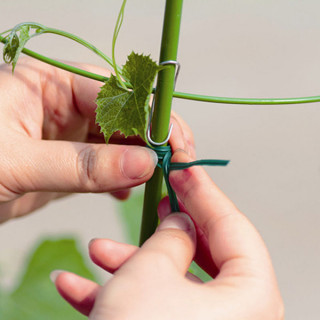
1 0 320 318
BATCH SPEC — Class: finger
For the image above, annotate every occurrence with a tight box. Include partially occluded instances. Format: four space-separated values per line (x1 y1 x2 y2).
5 139 157 196
0 59 106 138
110 189 131 200
194 227 219 277
169 150 238 236
158 196 219 277
0 192 61 222
119 213 196 277
176 199 219 277
170 111 196 158
169 115 190 155
89 239 138 273
70 63 111 122
169 150 275 280
51 270 100 316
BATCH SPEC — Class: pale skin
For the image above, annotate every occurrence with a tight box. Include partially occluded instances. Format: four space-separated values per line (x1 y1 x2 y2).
0 58 194 223
53 150 284 320
0 58 284 319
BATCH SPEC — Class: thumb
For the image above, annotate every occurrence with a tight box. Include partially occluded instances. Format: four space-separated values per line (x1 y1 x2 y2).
124 213 196 276
7 139 157 195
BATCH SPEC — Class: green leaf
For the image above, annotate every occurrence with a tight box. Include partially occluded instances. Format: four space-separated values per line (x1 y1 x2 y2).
0 237 97 320
96 52 160 143
3 23 45 71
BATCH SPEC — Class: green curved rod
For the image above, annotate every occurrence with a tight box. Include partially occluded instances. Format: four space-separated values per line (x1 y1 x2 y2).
172 91 320 105
1 34 320 106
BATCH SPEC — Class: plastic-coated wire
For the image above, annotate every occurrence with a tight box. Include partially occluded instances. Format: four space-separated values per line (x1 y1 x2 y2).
152 146 229 212
147 60 180 146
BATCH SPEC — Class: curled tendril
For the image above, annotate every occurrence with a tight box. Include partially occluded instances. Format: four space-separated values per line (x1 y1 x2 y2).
1 23 45 71
3 33 20 63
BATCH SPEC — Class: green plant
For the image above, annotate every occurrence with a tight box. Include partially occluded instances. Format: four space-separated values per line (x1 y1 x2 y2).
1 0 318 244
0 238 97 320
1 0 319 317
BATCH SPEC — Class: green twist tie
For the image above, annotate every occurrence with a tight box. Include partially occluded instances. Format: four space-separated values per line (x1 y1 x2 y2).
150 145 229 212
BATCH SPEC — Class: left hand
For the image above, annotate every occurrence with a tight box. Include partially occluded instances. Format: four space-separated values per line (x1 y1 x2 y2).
0 58 194 222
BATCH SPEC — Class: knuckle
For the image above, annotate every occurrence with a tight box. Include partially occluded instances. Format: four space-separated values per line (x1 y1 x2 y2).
0 182 20 202
166 229 192 249
146 249 176 271
146 231 192 270
76 145 102 190
0 154 23 202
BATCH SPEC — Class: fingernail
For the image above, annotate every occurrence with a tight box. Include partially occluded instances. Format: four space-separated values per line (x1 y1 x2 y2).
121 147 158 179
157 213 195 234
88 238 99 248
50 269 65 283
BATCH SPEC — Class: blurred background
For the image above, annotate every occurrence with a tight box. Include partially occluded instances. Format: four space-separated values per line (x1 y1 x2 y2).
1 0 320 318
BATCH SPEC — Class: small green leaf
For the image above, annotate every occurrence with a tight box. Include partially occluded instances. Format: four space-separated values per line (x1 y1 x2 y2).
3 25 30 71
96 52 160 143
2 23 46 71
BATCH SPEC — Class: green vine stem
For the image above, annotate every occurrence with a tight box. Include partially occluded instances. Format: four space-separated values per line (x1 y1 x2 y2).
2 33 320 106
139 0 184 245
112 0 128 90
0 34 107 81
172 91 320 105
10 22 116 69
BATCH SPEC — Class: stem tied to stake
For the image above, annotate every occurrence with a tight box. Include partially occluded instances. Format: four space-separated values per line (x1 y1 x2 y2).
1 1 320 248
139 0 184 246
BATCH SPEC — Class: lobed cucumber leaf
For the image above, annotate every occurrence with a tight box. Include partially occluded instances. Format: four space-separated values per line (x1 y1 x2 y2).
96 52 161 143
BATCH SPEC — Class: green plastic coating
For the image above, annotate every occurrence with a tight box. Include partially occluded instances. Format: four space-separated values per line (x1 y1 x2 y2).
151 145 229 213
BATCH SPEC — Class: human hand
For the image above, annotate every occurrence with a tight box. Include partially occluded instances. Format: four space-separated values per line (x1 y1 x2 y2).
0 58 194 222
52 150 284 320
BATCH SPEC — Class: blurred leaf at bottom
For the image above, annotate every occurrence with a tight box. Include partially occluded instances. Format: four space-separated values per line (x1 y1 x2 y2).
0 238 97 320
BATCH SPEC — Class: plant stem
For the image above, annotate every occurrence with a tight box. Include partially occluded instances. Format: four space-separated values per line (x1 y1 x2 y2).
139 0 184 246
112 0 128 90
172 91 320 105
42 27 115 69
2 34 320 105
12 22 116 69
0 34 108 82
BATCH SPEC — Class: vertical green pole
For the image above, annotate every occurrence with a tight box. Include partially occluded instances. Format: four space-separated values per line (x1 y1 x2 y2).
139 0 184 245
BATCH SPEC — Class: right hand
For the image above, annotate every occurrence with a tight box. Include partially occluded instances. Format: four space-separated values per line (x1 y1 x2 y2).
53 150 284 320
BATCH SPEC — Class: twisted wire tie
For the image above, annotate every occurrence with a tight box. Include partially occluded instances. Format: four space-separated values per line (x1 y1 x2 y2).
150 145 230 212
